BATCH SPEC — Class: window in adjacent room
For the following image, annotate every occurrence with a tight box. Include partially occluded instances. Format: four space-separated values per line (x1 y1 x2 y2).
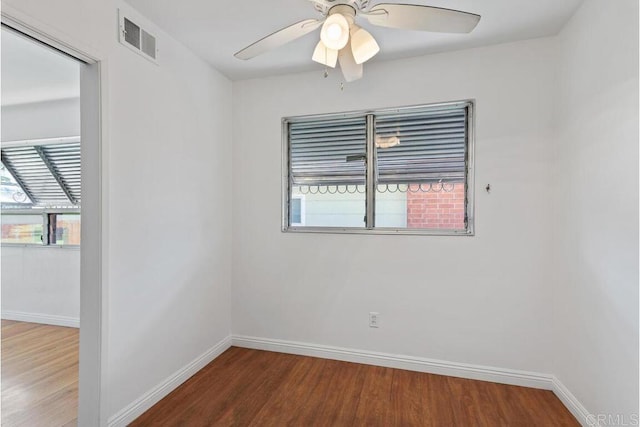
283 100 474 235
1 139 81 246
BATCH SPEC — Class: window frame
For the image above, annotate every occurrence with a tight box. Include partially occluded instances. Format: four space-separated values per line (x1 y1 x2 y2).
281 100 475 236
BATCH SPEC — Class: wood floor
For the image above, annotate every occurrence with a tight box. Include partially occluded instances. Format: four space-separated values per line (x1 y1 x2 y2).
133 347 580 427
1 320 78 427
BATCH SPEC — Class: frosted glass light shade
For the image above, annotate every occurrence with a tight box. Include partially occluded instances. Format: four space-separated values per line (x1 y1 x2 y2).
338 39 363 82
350 26 380 64
312 41 338 67
320 13 349 50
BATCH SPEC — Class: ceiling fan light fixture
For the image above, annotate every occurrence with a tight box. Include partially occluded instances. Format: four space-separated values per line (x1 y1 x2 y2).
350 25 380 64
338 38 363 82
320 13 350 50
312 40 338 67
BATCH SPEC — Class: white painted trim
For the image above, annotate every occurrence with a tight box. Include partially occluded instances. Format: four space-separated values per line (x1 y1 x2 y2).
0 3 103 63
552 376 592 426
232 335 553 390
2 310 79 328
107 335 233 427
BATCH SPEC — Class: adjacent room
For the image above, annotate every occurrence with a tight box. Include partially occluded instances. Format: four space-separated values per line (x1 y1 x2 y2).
0 0 637 426
1 26 81 427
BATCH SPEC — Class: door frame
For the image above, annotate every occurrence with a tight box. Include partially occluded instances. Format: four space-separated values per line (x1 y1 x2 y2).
1 5 109 426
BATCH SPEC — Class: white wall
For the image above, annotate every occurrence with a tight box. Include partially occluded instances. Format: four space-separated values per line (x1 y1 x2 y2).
232 38 557 374
1 0 233 421
1 246 80 324
2 97 81 325
553 0 639 421
1 97 80 141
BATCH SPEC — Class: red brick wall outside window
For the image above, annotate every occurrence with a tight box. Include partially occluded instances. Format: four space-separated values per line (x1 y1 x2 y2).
406 183 466 229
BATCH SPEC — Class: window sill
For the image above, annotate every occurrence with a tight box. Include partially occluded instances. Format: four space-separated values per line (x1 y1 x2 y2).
282 226 474 236
1 243 80 250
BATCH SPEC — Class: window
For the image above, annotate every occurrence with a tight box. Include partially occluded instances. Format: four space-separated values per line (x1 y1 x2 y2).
290 195 305 226
283 101 474 235
1 164 32 206
50 213 81 245
1 214 43 244
1 138 81 245
1 213 80 246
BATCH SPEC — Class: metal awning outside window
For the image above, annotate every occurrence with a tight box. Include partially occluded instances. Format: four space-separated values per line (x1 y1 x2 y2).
1 137 81 209
288 103 468 188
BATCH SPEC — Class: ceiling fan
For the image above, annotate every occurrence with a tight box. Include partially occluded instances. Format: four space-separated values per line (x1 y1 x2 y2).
234 0 481 82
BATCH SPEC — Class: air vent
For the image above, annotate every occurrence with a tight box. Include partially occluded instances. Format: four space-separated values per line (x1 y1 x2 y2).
118 10 158 64
141 30 156 59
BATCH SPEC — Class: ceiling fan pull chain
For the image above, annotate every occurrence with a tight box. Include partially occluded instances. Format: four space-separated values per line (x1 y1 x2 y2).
323 44 329 78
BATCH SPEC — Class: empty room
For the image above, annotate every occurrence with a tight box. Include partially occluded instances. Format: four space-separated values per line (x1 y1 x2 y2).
1 26 82 426
0 0 637 426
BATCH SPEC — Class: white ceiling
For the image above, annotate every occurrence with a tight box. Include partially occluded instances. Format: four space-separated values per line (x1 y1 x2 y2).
126 0 583 81
1 28 80 107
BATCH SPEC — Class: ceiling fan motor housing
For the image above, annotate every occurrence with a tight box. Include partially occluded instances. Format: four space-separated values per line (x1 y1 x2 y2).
328 4 356 19
310 0 369 16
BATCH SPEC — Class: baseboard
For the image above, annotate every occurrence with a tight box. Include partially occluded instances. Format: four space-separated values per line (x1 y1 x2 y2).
2 310 79 328
108 335 232 427
233 335 596 424
104 334 591 426
232 335 553 390
552 376 591 426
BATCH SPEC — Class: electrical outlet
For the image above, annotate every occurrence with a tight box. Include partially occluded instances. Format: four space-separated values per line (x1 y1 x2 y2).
369 312 380 328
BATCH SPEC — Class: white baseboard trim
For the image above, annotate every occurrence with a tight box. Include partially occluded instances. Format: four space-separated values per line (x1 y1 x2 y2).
2 310 79 328
104 334 590 426
552 376 591 426
233 336 594 424
232 335 553 390
108 335 232 427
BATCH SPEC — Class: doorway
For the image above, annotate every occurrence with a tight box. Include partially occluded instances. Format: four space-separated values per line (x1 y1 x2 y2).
0 18 104 425
1 26 82 426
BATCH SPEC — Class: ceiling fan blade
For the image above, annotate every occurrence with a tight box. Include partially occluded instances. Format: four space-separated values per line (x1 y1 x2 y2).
338 40 363 82
235 19 323 60
363 4 480 33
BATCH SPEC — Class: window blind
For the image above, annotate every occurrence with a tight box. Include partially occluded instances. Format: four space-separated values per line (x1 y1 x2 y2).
289 116 366 186
375 106 467 184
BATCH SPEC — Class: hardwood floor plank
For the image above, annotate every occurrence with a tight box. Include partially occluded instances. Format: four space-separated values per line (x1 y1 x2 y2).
353 365 395 426
249 355 333 425
133 347 580 426
290 359 365 427
1 320 78 427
